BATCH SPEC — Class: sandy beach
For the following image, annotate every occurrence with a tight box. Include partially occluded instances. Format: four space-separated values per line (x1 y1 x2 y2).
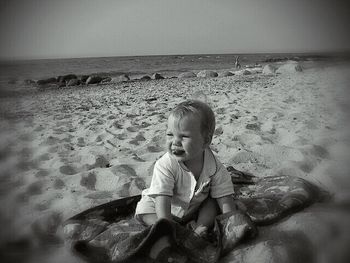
1 60 350 262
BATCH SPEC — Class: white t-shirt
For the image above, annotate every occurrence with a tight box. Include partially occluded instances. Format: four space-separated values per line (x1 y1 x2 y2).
135 148 234 218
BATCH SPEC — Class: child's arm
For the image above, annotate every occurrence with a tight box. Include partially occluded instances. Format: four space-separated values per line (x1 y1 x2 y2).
216 195 236 214
155 195 172 220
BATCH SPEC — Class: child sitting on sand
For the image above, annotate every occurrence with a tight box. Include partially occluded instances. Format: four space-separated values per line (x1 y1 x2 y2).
135 100 236 260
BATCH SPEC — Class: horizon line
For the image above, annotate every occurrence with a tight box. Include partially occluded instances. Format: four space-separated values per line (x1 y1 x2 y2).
1 50 350 62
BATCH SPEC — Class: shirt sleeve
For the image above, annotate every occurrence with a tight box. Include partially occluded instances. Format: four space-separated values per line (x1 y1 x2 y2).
146 156 175 197
210 162 235 198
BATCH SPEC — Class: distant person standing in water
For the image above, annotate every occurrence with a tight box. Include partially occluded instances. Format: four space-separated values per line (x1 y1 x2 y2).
235 56 241 69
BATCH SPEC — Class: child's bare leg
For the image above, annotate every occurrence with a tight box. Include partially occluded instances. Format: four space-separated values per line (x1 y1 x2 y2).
138 213 157 226
194 197 218 236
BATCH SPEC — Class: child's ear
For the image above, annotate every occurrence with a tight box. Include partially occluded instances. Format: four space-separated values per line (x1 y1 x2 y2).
204 135 212 146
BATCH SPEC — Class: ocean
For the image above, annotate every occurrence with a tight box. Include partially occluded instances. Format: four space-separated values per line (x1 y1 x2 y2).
0 53 335 83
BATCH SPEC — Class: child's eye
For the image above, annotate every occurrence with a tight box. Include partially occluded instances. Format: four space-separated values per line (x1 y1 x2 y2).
166 133 173 137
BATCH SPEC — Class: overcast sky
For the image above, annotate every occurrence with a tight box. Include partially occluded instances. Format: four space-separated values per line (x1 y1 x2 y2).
0 0 349 59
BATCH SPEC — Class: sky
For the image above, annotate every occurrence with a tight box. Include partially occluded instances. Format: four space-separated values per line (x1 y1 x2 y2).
0 0 349 59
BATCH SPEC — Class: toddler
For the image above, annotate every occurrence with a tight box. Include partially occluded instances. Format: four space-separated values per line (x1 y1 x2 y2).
135 100 236 260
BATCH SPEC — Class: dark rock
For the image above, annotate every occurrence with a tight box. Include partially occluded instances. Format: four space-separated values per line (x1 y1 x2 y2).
116 74 130 82
152 73 165 80
197 70 218 78
37 77 57 85
140 75 151 81
178 72 196 78
262 64 277 74
220 71 234 77
86 76 103 85
101 77 112 83
80 75 90 83
67 79 80 86
276 61 303 74
58 74 77 83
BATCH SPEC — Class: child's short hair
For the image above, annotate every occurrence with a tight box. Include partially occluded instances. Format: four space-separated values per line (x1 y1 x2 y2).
170 100 216 141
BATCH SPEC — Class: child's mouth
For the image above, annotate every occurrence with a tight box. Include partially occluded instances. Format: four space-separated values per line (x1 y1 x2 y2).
172 149 185 156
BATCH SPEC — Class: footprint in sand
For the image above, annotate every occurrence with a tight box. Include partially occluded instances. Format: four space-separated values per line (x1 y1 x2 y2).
15 192 29 203
35 169 49 178
216 108 226 115
26 181 44 196
309 145 329 159
129 178 147 195
59 165 78 175
111 164 138 177
140 121 151 128
34 125 45 132
77 137 86 147
116 183 130 197
246 123 261 131
34 200 53 211
37 153 51 162
297 160 316 173
132 153 146 162
18 133 34 142
45 136 61 145
112 121 123 129
116 133 127 140
18 160 38 171
231 151 265 164
107 115 116 120
80 172 96 190
147 145 164 153
48 145 59 153
90 155 110 169
214 126 224 136
53 178 65 189
129 133 146 146
126 126 139 132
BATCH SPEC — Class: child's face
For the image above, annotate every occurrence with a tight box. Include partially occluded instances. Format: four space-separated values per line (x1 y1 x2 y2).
166 114 208 163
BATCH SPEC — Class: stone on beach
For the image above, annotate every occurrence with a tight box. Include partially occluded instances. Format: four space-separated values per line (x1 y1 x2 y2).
37 77 57 85
197 70 218 78
67 79 80 86
235 69 252 75
80 75 90 83
57 74 77 83
116 74 130 82
152 73 165 80
86 76 103 84
140 75 151 81
101 77 112 83
276 61 303 74
178 72 196 78
220 71 235 77
262 64 277 74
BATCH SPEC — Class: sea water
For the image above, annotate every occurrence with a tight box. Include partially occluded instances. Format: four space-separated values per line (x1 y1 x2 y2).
0 53 328 83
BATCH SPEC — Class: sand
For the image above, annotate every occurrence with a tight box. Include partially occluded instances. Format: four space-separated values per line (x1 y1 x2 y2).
0 60 350 262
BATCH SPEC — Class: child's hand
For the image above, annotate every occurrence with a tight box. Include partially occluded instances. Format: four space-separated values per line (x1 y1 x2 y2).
217 195 236 214
194 224 209 238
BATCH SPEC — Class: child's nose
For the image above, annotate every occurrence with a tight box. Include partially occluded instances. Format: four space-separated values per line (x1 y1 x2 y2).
173 136 182 146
